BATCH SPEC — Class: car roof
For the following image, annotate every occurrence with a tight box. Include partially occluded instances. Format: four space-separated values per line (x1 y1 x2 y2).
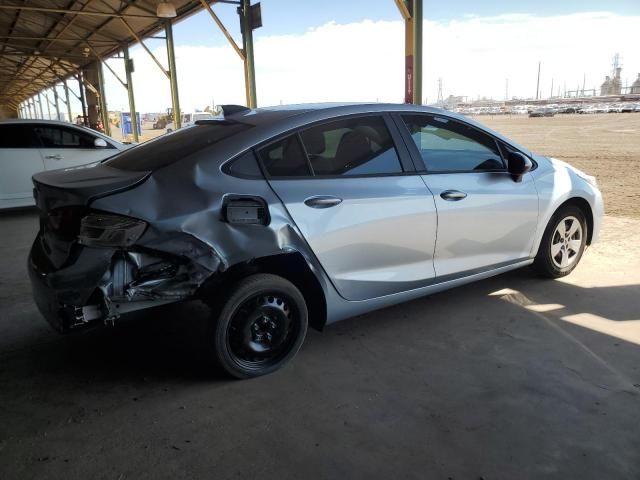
224 102 532 156
0 119 123 145
0 119 83 126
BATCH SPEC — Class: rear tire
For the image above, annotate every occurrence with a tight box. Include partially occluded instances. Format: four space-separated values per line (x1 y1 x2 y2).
210 274 308 379
532 205 587 278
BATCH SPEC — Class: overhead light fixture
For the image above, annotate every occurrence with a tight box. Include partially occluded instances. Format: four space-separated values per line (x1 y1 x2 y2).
156 1 177 18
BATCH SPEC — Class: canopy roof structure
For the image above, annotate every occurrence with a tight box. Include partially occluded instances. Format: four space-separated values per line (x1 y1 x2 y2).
0 0 205 110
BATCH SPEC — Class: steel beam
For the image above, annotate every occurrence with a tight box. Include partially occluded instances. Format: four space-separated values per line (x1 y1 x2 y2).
412 0 422 105
165 20 181 129
37 92 44 118
44 90 52 119
119 18 169 78
241 0 257 108
64 80 72 122
53 84 61 121
0 5 157 19
123 46 139 142
199 0 245 59
97 61 111 136
77 72 88 125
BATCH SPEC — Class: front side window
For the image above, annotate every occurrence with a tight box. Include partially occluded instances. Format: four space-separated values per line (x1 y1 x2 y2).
299 116 403 176
34 126 99 149
402 115 505 172
0 125 40 148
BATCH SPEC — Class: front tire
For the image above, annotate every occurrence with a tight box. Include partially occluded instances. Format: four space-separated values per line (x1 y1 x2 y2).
211 274 308 379
532 205 587 278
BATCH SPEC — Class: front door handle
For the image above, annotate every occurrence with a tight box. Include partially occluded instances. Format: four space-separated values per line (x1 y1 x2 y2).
304 195 343 209
440 190 467 201
44 154 63 160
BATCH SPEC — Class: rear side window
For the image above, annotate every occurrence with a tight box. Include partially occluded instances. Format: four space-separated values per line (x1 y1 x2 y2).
259 136 311 177
0 124 40 148
402 115 505 172
34 126 99 149
300 116 402 176
258 116 403 178
105 121 252 172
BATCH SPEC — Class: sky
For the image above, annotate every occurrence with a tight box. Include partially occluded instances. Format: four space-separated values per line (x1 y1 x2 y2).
88 1 640 113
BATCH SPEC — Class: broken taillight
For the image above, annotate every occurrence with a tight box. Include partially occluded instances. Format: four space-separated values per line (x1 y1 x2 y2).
78 212 147 248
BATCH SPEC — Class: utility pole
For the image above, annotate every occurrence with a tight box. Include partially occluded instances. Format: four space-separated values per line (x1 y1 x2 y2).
535 61 541 100
582 73 586 96
505 78 509 101
550 78 554 99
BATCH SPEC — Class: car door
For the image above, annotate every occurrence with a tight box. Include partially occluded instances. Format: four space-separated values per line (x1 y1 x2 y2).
0 123 46 208
259 114 438 301
34 125 116 171
396 113 539 278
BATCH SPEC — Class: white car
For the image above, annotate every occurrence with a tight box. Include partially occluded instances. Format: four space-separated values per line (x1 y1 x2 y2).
0 120 128 209
166 112 217 133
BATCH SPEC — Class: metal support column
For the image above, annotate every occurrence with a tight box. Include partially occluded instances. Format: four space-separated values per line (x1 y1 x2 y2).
37 92 44 118
96 62 111 136
165 20 181 129
63 80 72 122
44 91 52 120
77 72 88 125
411 0 423 105
123 46 139 142
241 0 257 108
53 85 61 121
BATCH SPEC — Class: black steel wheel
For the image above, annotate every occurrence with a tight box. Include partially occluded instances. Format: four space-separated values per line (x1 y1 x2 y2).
212 274 308 379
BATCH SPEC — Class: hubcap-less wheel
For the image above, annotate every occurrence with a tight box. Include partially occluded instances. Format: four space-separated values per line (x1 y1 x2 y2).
226 293 300 372
550 215 583 269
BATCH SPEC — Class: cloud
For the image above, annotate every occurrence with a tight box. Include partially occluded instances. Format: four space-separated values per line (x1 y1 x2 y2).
102 11 640 112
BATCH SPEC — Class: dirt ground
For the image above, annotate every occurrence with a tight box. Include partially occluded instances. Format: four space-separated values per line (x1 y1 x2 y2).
479 113 640 218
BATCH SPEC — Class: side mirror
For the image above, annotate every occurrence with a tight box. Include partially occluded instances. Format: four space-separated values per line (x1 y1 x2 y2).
507 151 532 182
94 138 108 148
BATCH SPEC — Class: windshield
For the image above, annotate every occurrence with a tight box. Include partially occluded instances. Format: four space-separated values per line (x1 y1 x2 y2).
104 121 252 172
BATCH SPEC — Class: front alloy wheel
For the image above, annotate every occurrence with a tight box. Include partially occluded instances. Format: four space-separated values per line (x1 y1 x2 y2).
533 205 588 278
550 215 583 269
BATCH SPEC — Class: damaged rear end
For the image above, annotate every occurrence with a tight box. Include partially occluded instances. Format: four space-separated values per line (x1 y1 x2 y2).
29 162 221 333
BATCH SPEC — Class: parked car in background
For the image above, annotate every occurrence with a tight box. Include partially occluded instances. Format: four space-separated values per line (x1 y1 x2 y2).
28 103 603 378
166 112 217 133
0 120 128 209
529 107 556 117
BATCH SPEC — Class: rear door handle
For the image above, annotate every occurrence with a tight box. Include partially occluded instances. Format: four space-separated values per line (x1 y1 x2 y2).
304 195 343 209
440 190 467 201
44 154 63 160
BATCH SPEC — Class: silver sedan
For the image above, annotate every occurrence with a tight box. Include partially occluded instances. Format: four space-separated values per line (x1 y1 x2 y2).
28 103 603 378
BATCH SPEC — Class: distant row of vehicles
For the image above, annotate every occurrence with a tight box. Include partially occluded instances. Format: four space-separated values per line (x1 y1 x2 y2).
453 102 640 117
